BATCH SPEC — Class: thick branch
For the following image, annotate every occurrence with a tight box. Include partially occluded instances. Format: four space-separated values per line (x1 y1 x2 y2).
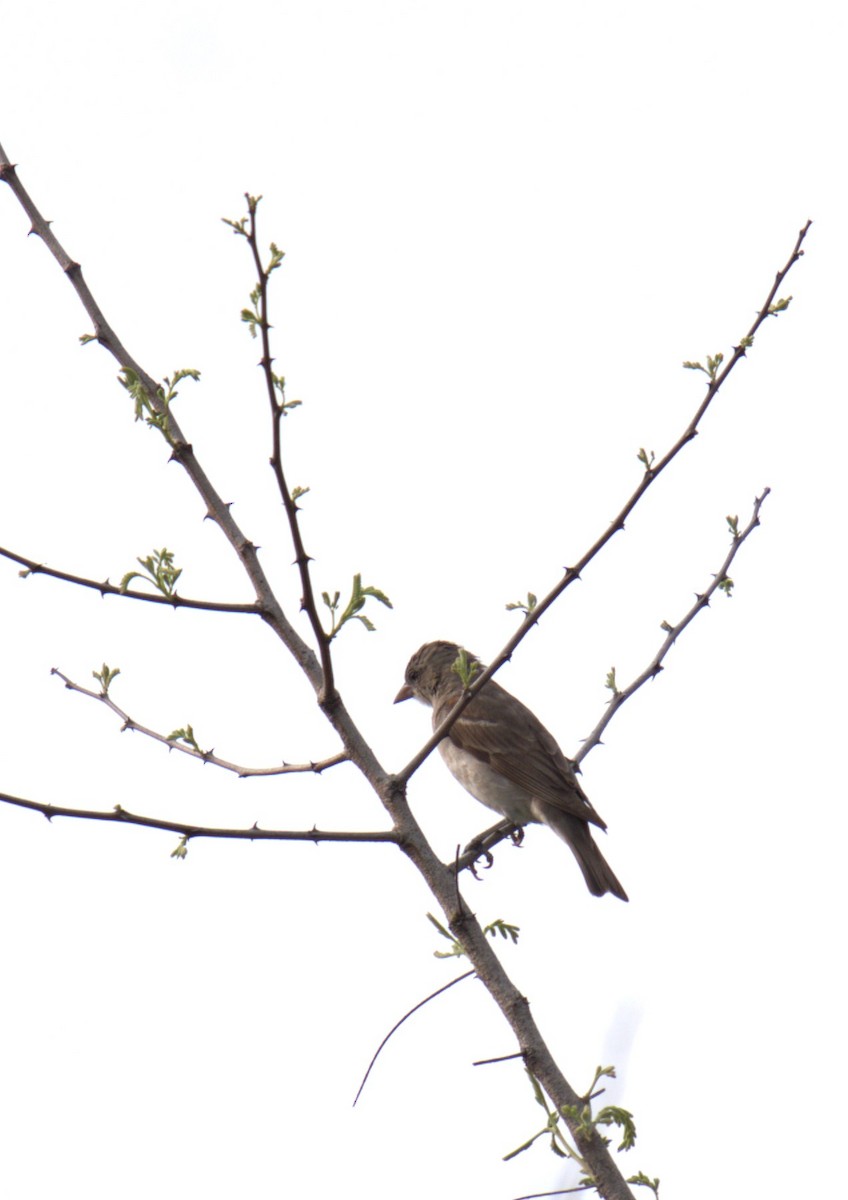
392 795 635 1200
52 668 348 777
0 545 260 613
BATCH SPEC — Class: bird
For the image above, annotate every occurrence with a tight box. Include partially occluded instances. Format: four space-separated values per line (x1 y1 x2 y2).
395 640 628 901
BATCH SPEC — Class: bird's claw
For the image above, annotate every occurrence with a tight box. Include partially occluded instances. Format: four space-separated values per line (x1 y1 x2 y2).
464 840 494 878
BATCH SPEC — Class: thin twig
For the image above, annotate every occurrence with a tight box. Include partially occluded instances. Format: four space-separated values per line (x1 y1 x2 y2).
0 545 260 613
574 486 771 765
352 969 475 1107
451 488 772 874
395 223 810 789
0 790 398 847
51 668 349 777
244 198 336 702
472 1051 525 1066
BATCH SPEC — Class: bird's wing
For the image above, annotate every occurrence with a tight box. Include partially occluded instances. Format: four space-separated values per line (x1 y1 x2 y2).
435 685 607 829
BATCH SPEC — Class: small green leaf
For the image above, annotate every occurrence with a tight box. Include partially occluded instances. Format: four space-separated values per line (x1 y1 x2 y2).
167 725 202 753
426 912 466 959
324 575 393 638
726 514 739 536
718 576 734 597
595 1105 637 1151
627 1170 661 1196
637 447 655 470
768 295 792 315
605 666 619 695
92 663 121 693
171 836 189 860
506 592 538 615
483 918 520 944
451 647 479 689
121 548 182 597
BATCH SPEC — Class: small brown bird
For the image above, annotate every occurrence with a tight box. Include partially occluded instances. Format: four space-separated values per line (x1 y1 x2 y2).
395 641 627 901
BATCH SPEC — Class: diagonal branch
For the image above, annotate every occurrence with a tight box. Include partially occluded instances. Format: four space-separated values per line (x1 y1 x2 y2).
451 488 772 874
573 487 771 766
51 667 349 777
0 144 320 690
395 223 810 788
0 790 397 848
0 545 261 613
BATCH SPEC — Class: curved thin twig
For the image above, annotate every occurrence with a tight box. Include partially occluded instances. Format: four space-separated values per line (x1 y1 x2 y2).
352 969 475 1107
51 668 349 777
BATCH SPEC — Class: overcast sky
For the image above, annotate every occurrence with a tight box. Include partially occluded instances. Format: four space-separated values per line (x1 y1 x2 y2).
1 4 845 1198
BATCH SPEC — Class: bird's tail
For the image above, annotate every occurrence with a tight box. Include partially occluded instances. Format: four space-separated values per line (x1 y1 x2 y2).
541 806 628 901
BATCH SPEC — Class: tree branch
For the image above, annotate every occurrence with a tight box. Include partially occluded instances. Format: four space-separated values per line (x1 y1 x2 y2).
0 545 260 613
0 790 397 849
51 667 349 777
0 144 321 690
573 487 771 767
240 198 337 702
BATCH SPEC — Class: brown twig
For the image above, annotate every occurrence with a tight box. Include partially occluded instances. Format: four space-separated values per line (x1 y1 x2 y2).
573 487 772 766
352 969 475 1107
0 790 397 848
0 545 260 613
51 667 348 777
394 223 810 789
243 197 336 702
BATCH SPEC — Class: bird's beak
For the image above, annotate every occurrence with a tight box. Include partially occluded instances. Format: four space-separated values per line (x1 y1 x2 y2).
394 683 413 704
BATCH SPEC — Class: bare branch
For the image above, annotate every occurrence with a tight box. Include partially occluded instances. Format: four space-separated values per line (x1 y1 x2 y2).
451 488 772 874
51 668 348 777
0 545 260 614
241 198 337 701
395 224 810 788
0 789 397 848
574 487 771 766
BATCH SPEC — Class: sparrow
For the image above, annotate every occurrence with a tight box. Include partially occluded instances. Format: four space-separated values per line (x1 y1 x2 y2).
395 640 628 901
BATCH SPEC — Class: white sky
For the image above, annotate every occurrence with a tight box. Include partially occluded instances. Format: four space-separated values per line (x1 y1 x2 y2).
1 3 845 1198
